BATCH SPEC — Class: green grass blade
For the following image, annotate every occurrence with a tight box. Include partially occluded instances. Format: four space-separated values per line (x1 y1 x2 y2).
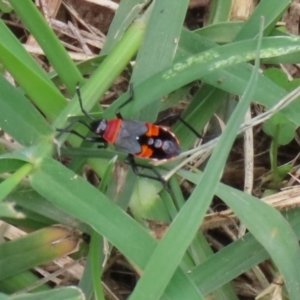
132 0 189 121
179 170 300 295
0 75 53 145
0 160 25 174
180 28 300 127
0 19 49 82
128 17 263 300
105 36 300 123
53 16 146 131
0 227 76 281
10 287 83 300
0 163 33 201
190 228 271 295
0 202 24 218
29 157 203 299
207 0 233 24
90 159 116 300
102 0 150 53
0 41 66 121
220 186 300 299
174 86 226 149
195 21 244 44
7 186 91 234
234 0 290 40
0 271 50 294
8 0 83 93
90 232 105 300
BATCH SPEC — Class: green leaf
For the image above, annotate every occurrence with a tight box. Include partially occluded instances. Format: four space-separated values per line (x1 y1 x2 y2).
6 185 91 234
53 16 145 132
105 36 300 125
0 1 12 13
0 270 50 294
207 0 233 24
195 22 244 44
0 163 34 202
0 293 9 300
0 227 77 281
102 0 150 54
263 113 296 145
8 0 83 93
11 287 83 300
179 169 300 296
234 0 290 40
132 0 189 121
220 186 300 300
276 164 293 181
0 202 24 218
0 159 25 174
129 178 168 224
0 21 66 121
0 75 53 146
264 67 290 88
128 15 264 300
29 157 203 299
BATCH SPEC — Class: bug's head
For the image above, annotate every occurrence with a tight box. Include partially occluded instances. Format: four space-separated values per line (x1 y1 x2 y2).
90 119 108 136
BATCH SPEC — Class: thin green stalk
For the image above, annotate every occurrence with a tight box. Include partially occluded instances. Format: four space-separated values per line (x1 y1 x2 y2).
8 0 83 93
270 125 280 184
53 12 149 132
90 232 105 300
0 163 34 201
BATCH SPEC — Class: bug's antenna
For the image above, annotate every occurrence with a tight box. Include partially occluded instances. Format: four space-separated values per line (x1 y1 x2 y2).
76 83 95 121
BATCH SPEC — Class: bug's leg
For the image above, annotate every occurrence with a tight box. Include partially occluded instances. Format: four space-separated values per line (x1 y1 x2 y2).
56 128 108 147
126 154 170 192
56 82 96 139
115 83 135 120
155 114 206 139
177 116 205 139
75 83 95 120
56 119 93 138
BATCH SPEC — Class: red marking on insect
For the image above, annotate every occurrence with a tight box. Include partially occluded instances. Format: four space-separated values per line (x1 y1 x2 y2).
90 119 181 160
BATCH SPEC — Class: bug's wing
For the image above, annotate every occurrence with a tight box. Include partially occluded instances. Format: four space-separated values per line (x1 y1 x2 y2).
120 120 149 136
115 137 142 154
114 120 148 154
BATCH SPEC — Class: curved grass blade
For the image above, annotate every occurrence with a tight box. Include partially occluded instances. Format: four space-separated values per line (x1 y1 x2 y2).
207 0 233 24
53 16 146 131
0 227 77 281
0 44 66 121
10 286 83 300
0 160 25 174
8 0 83 93
132 0 189 121
0 163 33 202
0 19 49 82
29 157 204 299
234 0 291 40
104 36 300 123
0 75 53 145
128 17 264 300
220 185 300 299
102 0 150 53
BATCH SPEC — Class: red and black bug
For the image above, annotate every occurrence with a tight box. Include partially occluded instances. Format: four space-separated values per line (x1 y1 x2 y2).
89 117 181 160
57 84 183 186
